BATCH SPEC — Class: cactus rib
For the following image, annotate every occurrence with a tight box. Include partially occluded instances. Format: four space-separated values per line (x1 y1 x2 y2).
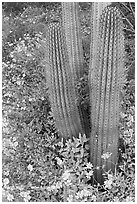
61 2 84 81
89 2 111 71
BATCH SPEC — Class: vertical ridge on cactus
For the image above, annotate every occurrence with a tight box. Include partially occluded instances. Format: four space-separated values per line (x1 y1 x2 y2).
45 22 83 138
89 5 125 183
89 2 111 71
61 2 84 81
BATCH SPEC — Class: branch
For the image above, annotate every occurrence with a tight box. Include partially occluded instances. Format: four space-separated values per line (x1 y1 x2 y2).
120 10 135 32
129 2 135 19
120 3 131 12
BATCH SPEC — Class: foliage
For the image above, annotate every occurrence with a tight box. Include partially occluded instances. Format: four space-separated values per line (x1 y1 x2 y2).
2 2 135 202
2 2 60 17
2 108 135 201
115 2 135 80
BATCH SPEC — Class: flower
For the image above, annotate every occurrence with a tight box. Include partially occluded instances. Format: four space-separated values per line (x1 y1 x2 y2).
7 193 14 201
113 197 120 202
56 157 63 165
62 170 71 181
108 174 113 181
14 141 18 147
85 170 93 179
104 179 113 189
65 179 71 186
20 191 31 201
55 181 62 189
13 137 16 142
27 164 33 172
125 196 133 202
3 178 9 186
24 195 31 202
4 170 9 176
86 162 93 169
101 152 112 160
67 195 73 202
76 189 91 199
91 195 97 202
76 191 83 199
83 189 91 197
22 73 26 77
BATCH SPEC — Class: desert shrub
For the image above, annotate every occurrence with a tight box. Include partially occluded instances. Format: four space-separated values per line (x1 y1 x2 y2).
2 68 135 201
2 2 135 202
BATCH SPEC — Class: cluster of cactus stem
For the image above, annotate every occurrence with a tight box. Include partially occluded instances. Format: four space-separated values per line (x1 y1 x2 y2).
44 2 125 183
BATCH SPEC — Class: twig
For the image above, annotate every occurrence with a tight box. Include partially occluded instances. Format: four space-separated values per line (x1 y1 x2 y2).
129 2 135 19
120 3 131 13
120 10 135 32
123 27 135 33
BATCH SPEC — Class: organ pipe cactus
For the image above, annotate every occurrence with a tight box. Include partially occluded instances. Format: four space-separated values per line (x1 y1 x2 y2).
89 4 125 183
43 2 125 184
61 2 90 136
45 22 83 139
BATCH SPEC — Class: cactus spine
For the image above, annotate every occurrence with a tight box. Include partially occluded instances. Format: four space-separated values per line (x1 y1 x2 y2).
45 22 83 138
89 4 125 183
